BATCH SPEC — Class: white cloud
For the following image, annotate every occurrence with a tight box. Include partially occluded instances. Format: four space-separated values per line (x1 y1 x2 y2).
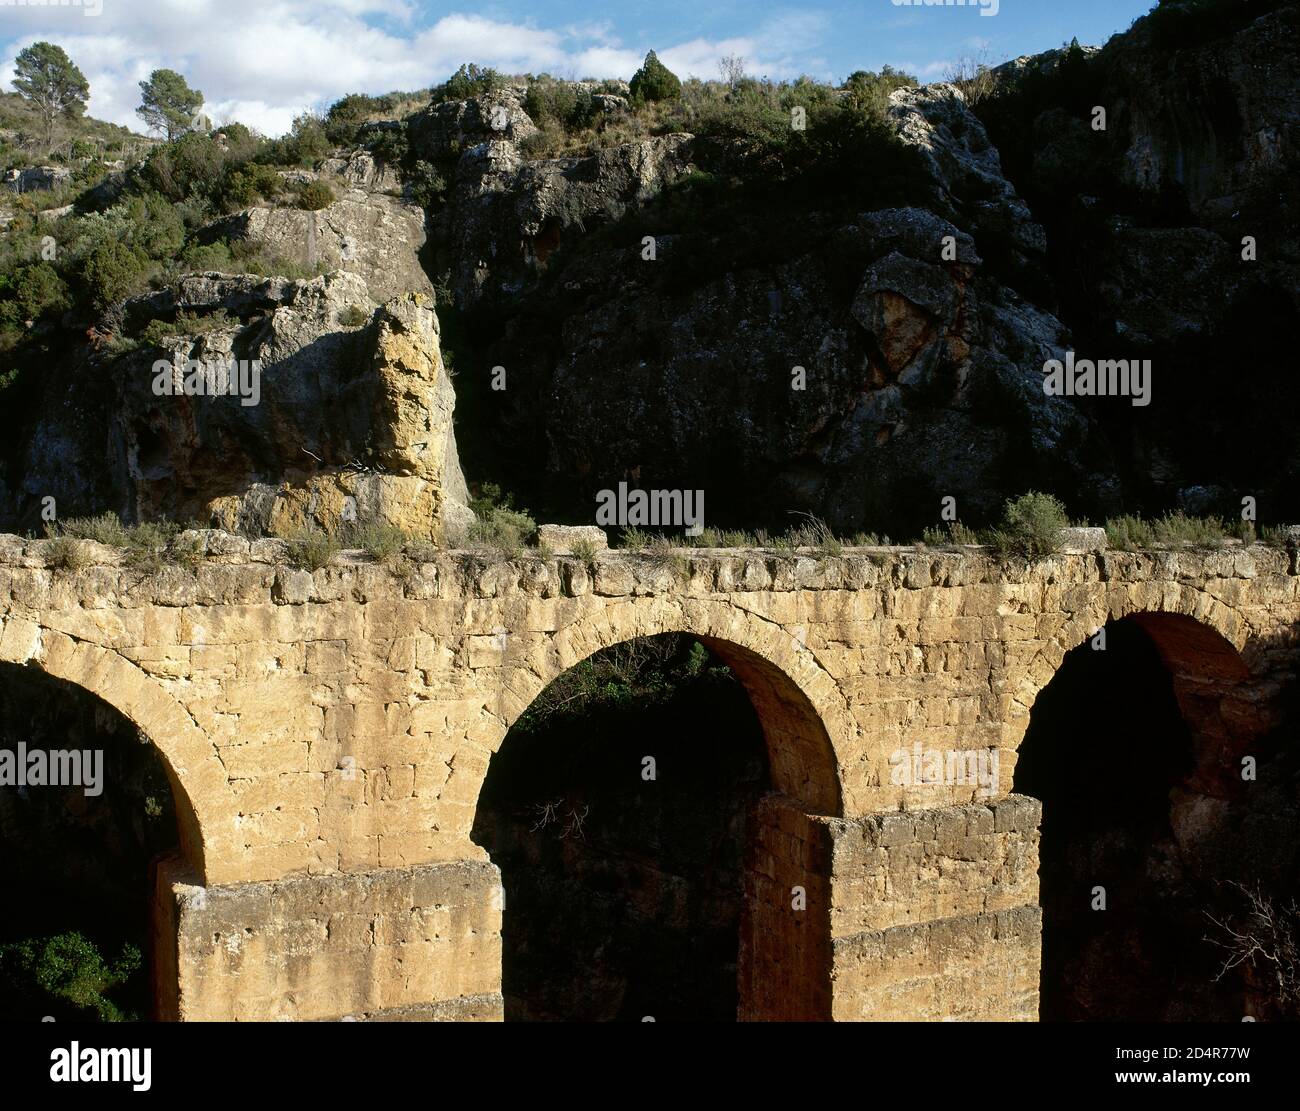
0 2 837 136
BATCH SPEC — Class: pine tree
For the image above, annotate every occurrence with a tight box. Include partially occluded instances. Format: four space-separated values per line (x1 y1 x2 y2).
137 69 204 141
11 42 90 153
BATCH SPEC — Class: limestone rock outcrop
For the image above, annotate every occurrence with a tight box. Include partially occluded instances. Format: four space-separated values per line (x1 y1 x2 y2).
202 152 432 304
9 271 469 540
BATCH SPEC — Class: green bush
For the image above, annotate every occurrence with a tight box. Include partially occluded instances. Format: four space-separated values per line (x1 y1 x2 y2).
289 528 340 571
119 192 185 258
408 160 447 209
324 93 381 144
0 932 141 1021
57 514 191 572
177 238 233 272
342 521 408 563
13 262 69 319
988 491 1068 559
44 534 90 571
295 180 336 211
630 51 682 103
284 112 332 166
222 162 281 208
81 239 150 307
571 536 598 565
1105 511 1228 550
368 124 409 167
524 79 597 132
463 482 537 556
59 511 128 545
437 63 505 103
138 130 246 204
139 308 236 347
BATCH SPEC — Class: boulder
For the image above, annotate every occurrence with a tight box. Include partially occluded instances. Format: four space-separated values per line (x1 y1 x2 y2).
536 524 608 555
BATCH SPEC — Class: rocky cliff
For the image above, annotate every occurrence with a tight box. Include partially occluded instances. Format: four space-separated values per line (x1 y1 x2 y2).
3 2 1296 539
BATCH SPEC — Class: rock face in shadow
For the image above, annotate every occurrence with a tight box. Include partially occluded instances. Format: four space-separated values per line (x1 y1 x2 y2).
435 82 1115 534
976 3 1300 519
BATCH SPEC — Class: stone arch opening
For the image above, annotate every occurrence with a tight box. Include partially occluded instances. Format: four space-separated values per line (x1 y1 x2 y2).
1016 611 1266 1020
0 661 182 1020
472 627 841 1021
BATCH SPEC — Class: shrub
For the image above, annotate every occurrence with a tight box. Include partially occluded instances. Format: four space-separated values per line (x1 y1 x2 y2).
571 536 598 565
1105 514 1156 551
921 521 982 547
60 511 128 545
684 526 722 548
368 125 409 167
464 482 537 556
295 180 336 210
1105 511 1228 550
630 51 682 103
437 63 505 103
222 162 281 208
13 261 69 319
139 308 236 347
324 93 380 145
59 514 188 573
1153 511 1227 547
337 304 369 328
177 238 233 272
44 534 90 571
289 528 340 570
342 520 408 564
524 79 597 133
408 160 446 209
138 131 230 203
81 239 150 307
620 526 650 552
989 491 1069 559
467 505 535 557
120 192 185 258
0 932 141 1021
284 112 332 166
784 513 843 557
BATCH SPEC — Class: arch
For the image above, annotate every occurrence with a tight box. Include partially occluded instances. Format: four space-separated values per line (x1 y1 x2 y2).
1005 589 1255 767
0 617 230 883
1014 606 1266 1021
487 598 848 816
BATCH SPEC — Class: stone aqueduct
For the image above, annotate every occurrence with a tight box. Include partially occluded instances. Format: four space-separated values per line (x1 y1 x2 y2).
1 530 1297 1021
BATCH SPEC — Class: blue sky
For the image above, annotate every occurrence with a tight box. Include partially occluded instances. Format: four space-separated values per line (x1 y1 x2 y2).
0 0 1159 136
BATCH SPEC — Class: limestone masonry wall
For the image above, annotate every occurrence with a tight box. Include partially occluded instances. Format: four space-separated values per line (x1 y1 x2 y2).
1 531 1296 1019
